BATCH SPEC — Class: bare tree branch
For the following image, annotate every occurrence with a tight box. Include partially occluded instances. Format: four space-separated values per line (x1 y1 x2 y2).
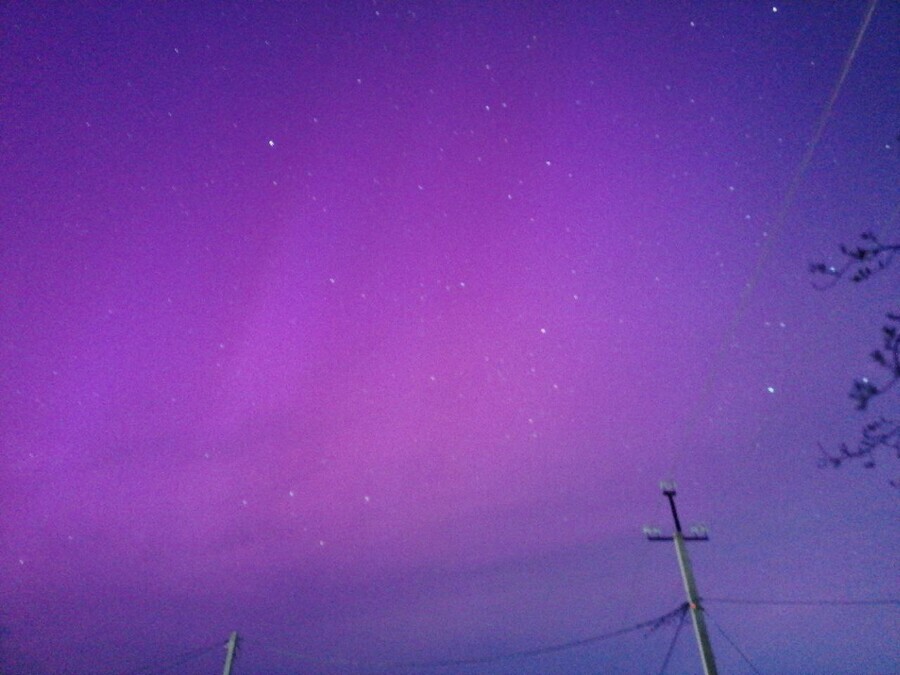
809 231 900 289
850 313 900 411
811 231 900 486
818 417 900 470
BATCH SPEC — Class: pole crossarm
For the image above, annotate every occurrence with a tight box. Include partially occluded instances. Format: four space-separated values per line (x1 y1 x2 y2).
644 531 709 542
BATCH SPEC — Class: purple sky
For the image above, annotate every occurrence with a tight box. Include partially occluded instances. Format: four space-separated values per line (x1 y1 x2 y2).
2 2 898 673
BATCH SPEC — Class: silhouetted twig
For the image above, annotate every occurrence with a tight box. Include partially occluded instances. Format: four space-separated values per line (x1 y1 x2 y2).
811 232 899 486
810 231 899 289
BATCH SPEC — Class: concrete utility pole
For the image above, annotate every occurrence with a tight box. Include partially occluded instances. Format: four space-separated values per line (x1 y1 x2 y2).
644 481 718 675
222 631 238 675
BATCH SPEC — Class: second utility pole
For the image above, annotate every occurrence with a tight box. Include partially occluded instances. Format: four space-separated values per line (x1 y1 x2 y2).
644 481 717 675
222 631 238 675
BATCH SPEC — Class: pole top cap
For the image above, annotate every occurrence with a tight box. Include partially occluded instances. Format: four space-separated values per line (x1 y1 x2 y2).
659 480 677 494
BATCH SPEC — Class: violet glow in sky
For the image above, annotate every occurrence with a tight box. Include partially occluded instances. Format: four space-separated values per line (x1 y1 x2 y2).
2 2 898 673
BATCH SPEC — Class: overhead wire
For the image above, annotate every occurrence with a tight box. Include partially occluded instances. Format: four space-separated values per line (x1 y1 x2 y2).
657 603 689 675
706 610 763 674
669 0 881 480
117 642 221 675
247 602 689 671
391 601 689 669
704 596 900 607
250 641 380 671
699 593 899 672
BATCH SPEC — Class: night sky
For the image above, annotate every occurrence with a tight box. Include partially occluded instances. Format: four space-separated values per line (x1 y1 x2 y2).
2 2 898 673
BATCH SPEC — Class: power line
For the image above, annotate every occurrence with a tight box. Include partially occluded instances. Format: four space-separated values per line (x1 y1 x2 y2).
670 0 881 479
706 611 763 675
657 604 689 675
394 602 689 669
704 597 900 607
118 643 220 675
248 602 689 671
250 641 379 670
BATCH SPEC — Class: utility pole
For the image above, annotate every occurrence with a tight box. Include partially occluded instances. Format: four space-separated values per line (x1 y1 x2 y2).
644 481 717 675
222 631 238 675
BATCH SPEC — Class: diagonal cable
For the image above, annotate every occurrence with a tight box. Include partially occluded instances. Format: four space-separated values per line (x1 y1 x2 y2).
249 602 690 671
670 0 881 479
251 641 379 670
705 610 763 675
658 603 689 675
118 643 220 675
392 602 689 669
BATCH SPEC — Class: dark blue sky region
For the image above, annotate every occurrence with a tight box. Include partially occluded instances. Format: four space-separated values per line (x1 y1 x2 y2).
2 2 898 673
